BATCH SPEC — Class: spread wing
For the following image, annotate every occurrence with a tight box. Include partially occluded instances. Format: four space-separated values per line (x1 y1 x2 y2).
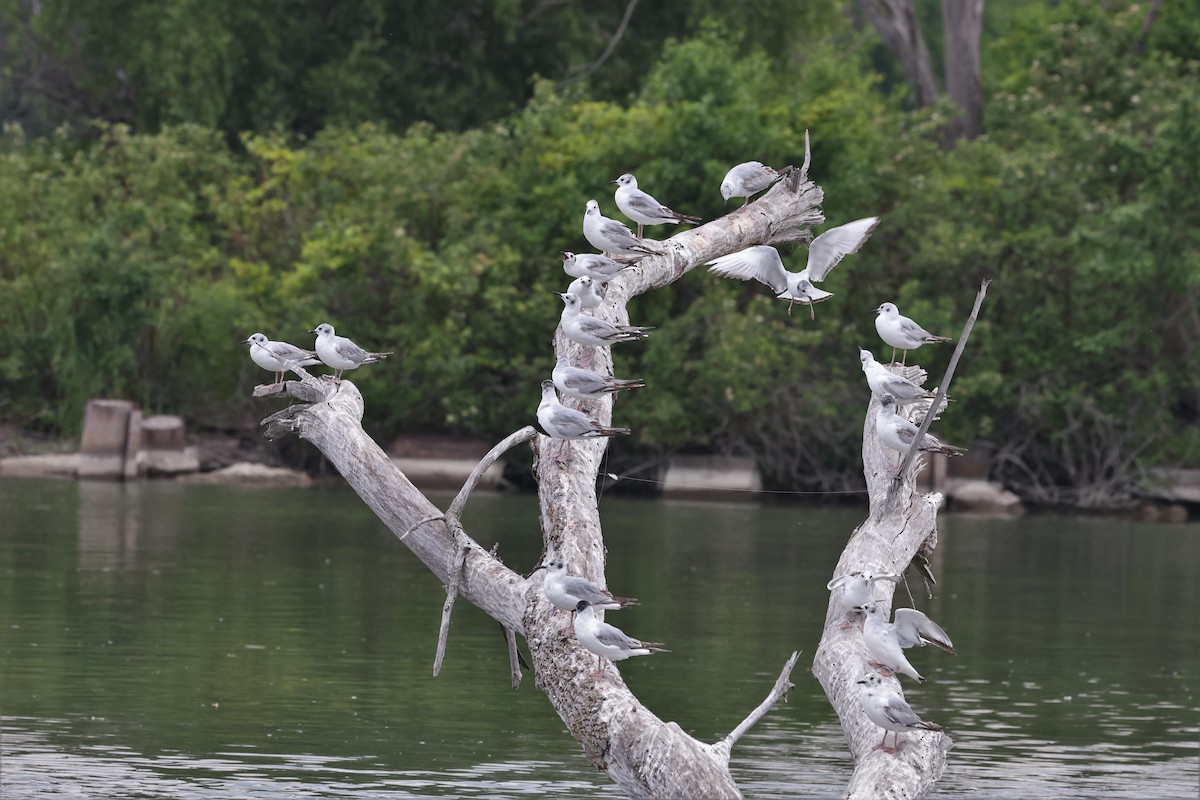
707 245 788 294
893 608 955 653
805 217 880 282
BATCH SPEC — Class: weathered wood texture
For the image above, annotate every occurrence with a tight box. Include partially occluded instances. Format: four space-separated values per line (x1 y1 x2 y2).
814 363 952 800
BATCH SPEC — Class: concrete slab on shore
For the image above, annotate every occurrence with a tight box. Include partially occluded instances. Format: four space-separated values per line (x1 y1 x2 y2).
391 457 506 493
661 455 761 501
0 453 79 478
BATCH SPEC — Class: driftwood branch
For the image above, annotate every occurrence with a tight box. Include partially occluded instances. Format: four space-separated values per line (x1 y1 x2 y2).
890 279 991 497
252 166 848 797
712 650 801 763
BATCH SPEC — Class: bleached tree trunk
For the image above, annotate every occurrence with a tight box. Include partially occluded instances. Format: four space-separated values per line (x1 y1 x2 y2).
253 153 945 797
813 364 954 799
942 0 985 141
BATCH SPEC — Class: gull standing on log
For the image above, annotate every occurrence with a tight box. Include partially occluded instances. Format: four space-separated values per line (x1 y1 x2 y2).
583 199 659 257
536 381 631 439
567 275 606 311
572 600 669 678
706 217 880 319
857 673 944 754
859 601 955 683
309 323 392 381
874 302 951 366
243 332 321 384
612 173 702 239
876 395 966 457
720 161 784 205
859 348 936 405
531 557 639 633
827 570 903 629
552 354 645 402
562 251 635 281
558 292 652 347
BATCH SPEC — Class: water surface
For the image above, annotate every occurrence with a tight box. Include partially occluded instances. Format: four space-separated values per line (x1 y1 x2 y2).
0 478 1196 798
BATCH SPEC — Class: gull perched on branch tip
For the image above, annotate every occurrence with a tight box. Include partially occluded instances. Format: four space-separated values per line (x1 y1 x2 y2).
553 354 645 402
558 292 652 347
243 332 321 385
857 673 944 754
827 570 903 629
706 217 880 319
859 348 936 406
583 199 660 257
720 161 783 205
876 395 966 458
859 601 955 683
612 173 701 239
536 381 630 439
874 302 951 366
309 323 392 381
572 599 669 678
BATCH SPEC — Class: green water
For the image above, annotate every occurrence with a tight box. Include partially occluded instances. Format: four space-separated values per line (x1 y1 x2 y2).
0 478 1196 798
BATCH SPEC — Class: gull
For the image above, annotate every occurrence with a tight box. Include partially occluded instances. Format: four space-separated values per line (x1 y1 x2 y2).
612 173 701 238
562 251 636 280
857 673 944 754
537 381 630 439
309 323 392 381
720 161 783 205
584 199 659 256
874 302 951 366
827 570 903 629
859 601 955 683
558 292 652 347
859 348 935 405
243 333 320 384
706 217 880 319
553 354 645 402
876 395 966 457
567 275 606 311
572 600 669 678
531 557 638 634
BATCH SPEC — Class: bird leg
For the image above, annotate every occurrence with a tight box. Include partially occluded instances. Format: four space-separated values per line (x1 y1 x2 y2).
787 299 795 317
809 303 816 322
901 350 908 367
867 660 895 677
872 731 899 754
889 347 897 366
636 224 645 239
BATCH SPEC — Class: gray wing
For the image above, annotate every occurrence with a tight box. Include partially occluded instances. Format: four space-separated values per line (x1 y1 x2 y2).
899 316 939 340
707 245 789 294
547 407 595 437
826 573 857 591
893 608 955 652
268 342 320 362
334 337 369 363
624 190 675 220
558 576 613 604
558 366 611 394
599 217 641 246
879 374 930 401
594 621 642 650
881 694 930 729
575 316 625 340
806 217 880 282
730 161 779 194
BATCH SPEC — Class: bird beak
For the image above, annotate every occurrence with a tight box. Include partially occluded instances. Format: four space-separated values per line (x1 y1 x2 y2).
241 338 252 345
308 328 318 334
528 564 546 577
856 680 867 685
610 179 619 185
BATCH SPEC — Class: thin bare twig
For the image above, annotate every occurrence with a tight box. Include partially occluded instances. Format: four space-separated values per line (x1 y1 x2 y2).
433 527 469 677
447 426 537 520
712 650 800 762
506 626 522 689
570 0 639 81
889 280 991 501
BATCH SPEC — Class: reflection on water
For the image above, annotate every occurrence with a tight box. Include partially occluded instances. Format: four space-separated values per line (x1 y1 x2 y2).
0 478 1196 798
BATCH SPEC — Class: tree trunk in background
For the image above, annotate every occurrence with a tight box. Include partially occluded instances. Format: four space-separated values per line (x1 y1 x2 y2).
859 0 939 108
942 0 985 141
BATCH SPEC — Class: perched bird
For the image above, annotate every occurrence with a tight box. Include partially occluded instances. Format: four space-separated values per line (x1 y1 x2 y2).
309 323 392 381
874 302 951 366
243 333 321 384
567 275 607 311
558 292 652 347
720 161 784 205
572 600 669 678
826 570 903 629
583 199 660 256
875 395 966 457
856 673 944 754
552 354 645 402
531 557 639 633
706 217 880 319
536 381 630 439
562 251 637 281
612 173 702 239
858 348 936 406
859 601 955 683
